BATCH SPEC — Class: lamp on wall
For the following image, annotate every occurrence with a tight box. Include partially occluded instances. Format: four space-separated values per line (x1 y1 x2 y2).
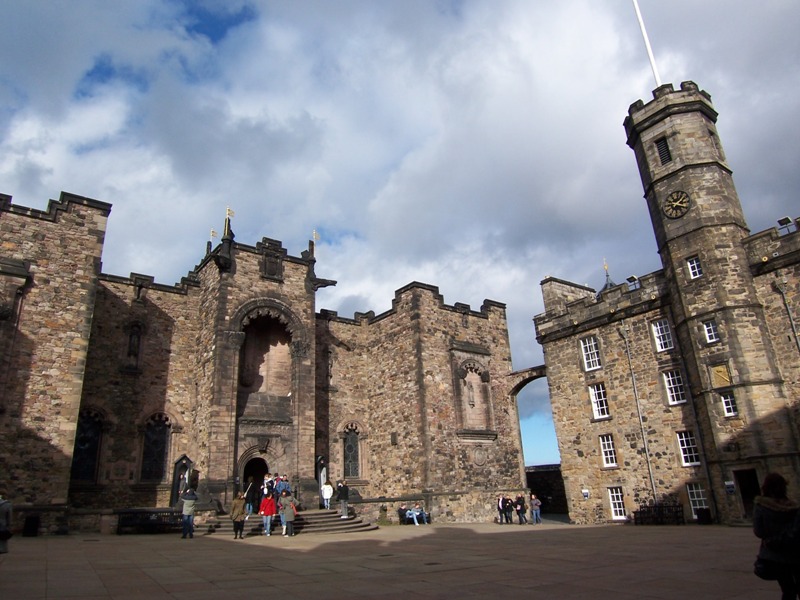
777 216 795 234
626 275 641 290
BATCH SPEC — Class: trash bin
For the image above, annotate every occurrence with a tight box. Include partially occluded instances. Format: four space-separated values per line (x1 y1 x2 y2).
23 515 40 537
696 508 712 524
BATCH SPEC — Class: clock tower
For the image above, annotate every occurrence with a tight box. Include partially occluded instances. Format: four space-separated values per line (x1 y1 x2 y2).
624 81 798 520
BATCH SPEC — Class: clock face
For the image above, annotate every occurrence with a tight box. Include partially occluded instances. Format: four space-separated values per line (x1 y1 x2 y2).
662 191 691 219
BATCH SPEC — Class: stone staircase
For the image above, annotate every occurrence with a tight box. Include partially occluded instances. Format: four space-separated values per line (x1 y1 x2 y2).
201 508 378 537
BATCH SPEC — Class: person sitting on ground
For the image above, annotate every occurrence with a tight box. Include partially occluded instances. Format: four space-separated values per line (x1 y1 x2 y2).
397 503 409 524
407 502 429 526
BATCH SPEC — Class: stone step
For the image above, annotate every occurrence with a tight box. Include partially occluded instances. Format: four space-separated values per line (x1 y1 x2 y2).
202 509 378 536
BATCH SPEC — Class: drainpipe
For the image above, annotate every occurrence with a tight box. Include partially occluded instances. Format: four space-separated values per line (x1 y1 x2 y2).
619 320 658 500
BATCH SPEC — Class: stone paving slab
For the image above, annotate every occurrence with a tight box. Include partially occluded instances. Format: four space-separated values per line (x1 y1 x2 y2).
0 520 778 599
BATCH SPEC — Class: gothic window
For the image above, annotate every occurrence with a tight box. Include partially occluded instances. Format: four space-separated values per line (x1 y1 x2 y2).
141 413 171 481
70 409 103 482
580 336 601 371
343 423 360 479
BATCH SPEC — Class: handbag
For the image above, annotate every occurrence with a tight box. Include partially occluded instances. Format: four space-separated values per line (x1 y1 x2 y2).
754 556 781 581
0 529 12 541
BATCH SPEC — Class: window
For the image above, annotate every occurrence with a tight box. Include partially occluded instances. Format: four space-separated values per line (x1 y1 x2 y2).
721 391 738 417
655 137 672 165
687 256 703 279
581 336 601 371
663 370 687 405
652 319 674 352
686 483 709 519
589 383 610 419
70 409 104 482
141 413 171 481
677 431 701 466
703 320 720 343
343 423 360 478
608 487 626 520
600 434 617 467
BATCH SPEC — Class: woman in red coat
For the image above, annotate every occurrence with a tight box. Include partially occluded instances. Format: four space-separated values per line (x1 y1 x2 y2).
259 491 277 536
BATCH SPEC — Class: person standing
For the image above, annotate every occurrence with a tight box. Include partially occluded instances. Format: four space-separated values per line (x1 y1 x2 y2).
180 488 198 539
514 494 528 525
530 493 543 525
496 495 505 524
259 491 277 536
502 495 514 524
278 490 297 536
230 491 246 539
321 479 334 510
753 473 800 599
244 477 259 520
0 490 12 554
338 480 350 519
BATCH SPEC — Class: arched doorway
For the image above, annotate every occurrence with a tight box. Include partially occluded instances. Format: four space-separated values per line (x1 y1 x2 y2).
242 457 269 495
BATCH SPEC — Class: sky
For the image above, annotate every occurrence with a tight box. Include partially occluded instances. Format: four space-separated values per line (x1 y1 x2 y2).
1 1 798 466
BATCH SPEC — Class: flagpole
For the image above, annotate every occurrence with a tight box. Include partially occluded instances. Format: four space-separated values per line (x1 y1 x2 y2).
632 0 662 88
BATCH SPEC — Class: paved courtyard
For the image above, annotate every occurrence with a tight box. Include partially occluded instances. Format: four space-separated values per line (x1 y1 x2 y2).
0 518 776 599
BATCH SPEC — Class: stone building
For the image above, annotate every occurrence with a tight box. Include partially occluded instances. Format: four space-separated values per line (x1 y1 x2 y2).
535 81 800 525
0 194 527 532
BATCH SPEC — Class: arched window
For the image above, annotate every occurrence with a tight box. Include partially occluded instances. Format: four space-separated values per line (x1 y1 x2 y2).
141 413 171 481
71 409 103 482
343 423 360 479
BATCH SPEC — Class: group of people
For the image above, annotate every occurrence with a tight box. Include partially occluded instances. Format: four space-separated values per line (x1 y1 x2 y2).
231 473 299 537
497 492 542 525
397 502 429 525
753 472 800 599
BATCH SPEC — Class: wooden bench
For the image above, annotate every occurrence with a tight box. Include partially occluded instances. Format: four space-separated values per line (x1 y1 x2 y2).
633 504 686 525
116 509 183 534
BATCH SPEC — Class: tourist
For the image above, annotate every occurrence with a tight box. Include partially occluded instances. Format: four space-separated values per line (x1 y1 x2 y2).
503 495 514 524
261 473 274 499
244 477 259 518
0 490 11 553
338 480 350 519
753 473 800 597
407 502 428 526
496 495 504 524
514 494 528 525
275 474 291 497
397 503 409 524
321 479 334 510
259 490 277 536
278 489 298 536
180 488 198 539
530 493 543 525
230 491 246 539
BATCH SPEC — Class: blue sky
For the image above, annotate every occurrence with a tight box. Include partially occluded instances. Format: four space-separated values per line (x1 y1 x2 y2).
1 1 799 466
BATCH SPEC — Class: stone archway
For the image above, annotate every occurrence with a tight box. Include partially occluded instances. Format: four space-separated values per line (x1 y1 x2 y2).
242 457 269 496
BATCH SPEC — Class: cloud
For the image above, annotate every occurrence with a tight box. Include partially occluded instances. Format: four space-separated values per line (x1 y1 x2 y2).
1 0 798 464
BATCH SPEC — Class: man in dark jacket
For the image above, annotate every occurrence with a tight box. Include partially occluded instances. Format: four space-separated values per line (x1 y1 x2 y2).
338 480 350 519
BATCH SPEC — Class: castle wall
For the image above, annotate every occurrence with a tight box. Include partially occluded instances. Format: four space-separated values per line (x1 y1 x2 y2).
320 283 525 522
0 193 108 518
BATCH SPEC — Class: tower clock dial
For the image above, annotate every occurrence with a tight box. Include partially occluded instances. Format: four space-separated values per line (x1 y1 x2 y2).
662 190 691 219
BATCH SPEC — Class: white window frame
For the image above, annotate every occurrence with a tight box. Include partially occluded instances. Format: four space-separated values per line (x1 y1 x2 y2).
608 486 626 520
677 431 701 466
581 336 602 371
703 320 720 343
652 319 674 352
589 383 610 419
686 483 709 519
663 370 687 405
687 256 703 279
721 391 738 417
600 434 617 467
